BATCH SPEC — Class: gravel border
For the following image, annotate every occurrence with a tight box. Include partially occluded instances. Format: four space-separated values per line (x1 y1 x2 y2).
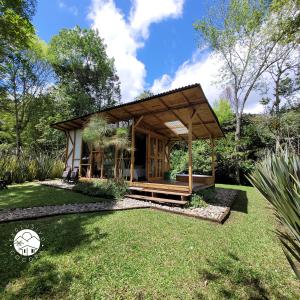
0 199 150 223
0 181 238 224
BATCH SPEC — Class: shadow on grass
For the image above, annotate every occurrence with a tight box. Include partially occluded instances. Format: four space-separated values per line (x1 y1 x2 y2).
204 187 248 214
0 211 110 299
231 190 248 214
197 252 288 299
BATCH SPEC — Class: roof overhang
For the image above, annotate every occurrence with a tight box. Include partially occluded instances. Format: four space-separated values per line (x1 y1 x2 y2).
51 83 224 140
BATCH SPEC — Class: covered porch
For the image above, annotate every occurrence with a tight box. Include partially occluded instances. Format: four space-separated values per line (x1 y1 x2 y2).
52 84 224 205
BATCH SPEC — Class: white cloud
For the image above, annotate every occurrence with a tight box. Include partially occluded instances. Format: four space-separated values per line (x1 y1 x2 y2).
88 0 185 102
152 50 222 102
129 0 184 39
151 49 266 114
58 0 78 16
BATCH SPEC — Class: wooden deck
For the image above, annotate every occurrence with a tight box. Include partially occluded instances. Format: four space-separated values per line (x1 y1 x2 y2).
128 179 214 206
130 179 214 193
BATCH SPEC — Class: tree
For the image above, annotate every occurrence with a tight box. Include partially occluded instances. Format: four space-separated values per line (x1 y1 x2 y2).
82 115 112 178
49 26 121 117
0 38 52 156
194 0 298 182
213 98 234 125
259 43 299 151
21 92 68 153
110 127 130 178
270 0 300 43
249 150 300 279
0 0 36 58
134 90 154 101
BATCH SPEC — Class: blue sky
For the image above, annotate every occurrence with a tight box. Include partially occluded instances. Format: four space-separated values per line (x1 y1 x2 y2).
33 0 263 112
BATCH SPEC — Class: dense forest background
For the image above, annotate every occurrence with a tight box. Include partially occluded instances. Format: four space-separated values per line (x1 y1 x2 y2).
0 0 299 184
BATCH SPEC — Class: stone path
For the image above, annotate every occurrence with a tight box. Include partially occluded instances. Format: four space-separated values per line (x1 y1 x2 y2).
1 180 238 223
0 198 150 223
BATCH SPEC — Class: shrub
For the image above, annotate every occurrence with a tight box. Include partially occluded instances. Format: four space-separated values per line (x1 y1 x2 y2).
189 193 208 208
0 152 64 183
35 153 53 181
73 178 128 200
51 160 65 179
189 188 217 208
249 150 300 279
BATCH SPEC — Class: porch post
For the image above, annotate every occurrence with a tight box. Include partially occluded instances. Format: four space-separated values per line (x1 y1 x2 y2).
211 137 215 181
114 122 119 178
188 119 193 193
130 118 135 182
114 146 118 178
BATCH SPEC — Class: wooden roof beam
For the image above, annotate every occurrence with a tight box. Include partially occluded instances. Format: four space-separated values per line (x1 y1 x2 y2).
139 102 186 142
182 91 213 138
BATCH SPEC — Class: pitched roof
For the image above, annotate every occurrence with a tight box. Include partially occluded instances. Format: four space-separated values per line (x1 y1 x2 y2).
51 83 224 140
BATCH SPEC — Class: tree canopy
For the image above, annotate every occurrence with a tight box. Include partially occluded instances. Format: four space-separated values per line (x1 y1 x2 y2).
49 26 121 117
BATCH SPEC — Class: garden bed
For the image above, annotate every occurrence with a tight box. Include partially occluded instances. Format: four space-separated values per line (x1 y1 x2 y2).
40 180 238 223
146 188 238 223
0 198 150 223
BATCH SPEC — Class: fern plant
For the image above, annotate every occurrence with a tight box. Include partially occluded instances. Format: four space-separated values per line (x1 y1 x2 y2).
248 150 300 279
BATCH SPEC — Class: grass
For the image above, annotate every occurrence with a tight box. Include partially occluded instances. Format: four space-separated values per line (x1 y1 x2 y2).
0 183 107 210
0 184 299 299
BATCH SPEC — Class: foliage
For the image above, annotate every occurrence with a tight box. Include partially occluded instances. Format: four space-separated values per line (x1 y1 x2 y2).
49 26 120 116
0 152 64 183
213 99 234 125
194 0 298 182
270 0 300 43
0 37 53 155
0 184 299 298
169 111 284 185
82 115 112 150
170 140 212 178
0 0 36 57
189 193 208 208
190 188 217 208
83 115 131 178
134 90 154 100
73 178 128 200
21 93 67 153
249 150 300 279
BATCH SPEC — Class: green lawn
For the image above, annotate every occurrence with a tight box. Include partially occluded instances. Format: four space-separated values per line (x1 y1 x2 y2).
0 183 106 210
0 184 299 299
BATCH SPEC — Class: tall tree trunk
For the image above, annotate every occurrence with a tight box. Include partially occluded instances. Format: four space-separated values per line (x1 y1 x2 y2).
14 99 21 157
274 77 281 153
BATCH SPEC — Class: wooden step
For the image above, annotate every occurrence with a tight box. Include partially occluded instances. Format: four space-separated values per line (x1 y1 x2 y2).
126 194 187 205
129 186 191 196
130 181 189 192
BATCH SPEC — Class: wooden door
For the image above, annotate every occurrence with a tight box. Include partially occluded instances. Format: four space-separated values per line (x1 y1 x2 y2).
148 136 164 180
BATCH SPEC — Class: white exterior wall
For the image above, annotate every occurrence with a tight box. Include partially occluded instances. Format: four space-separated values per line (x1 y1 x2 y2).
66 129 82 169
73 129 82 168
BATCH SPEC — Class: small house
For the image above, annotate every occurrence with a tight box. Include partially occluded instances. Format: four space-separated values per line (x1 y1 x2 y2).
52 84 224 205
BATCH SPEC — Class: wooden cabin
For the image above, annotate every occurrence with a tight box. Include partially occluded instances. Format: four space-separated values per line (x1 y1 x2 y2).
51 84 224 205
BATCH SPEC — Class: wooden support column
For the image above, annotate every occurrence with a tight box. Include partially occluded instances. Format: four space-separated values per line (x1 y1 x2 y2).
71 130 76 170
64 131 69 169
188 119 193 193
114 122 119 178
211 137 215 182
114 146 118 178
130 118 135 182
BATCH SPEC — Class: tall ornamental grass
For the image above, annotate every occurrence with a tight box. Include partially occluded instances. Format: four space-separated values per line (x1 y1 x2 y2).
0 153 64 183
249 151 300 279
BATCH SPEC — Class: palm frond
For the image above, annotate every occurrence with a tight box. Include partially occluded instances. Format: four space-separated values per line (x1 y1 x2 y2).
248 150 300 279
